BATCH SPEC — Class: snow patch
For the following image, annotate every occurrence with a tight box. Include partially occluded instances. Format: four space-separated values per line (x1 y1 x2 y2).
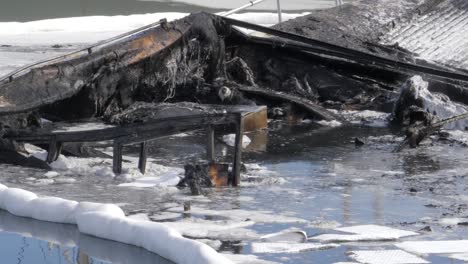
26 144 184 187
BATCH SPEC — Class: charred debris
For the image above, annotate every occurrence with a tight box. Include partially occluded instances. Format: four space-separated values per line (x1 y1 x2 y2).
0 0 467 175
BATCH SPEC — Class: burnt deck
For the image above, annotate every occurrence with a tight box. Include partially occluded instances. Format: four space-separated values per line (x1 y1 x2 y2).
4 105 267 186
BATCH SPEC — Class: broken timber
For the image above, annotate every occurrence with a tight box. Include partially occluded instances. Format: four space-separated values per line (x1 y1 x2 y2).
4 105 267 186
239 86 342 122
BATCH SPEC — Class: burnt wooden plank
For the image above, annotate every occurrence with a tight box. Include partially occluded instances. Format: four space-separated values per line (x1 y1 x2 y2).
232 114 244 187
239 86 341 121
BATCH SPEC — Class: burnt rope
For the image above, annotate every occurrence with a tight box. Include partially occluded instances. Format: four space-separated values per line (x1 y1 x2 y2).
395 111 468 152
220 15 468 82
0 19 167 84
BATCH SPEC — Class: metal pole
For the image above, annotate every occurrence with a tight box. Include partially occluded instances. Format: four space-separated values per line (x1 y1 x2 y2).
276 0 282 23
221 0 265 17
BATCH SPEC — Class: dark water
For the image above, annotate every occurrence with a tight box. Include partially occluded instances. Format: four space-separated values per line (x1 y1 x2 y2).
1 121 468 263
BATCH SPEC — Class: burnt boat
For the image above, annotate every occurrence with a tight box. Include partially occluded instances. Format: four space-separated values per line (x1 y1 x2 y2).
0 0 467 163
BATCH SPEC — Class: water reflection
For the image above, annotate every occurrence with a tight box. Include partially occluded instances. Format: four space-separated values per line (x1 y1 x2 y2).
0 210 173 264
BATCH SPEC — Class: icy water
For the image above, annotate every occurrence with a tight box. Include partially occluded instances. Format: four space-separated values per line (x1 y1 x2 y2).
0 0 346 22
1 121 468 263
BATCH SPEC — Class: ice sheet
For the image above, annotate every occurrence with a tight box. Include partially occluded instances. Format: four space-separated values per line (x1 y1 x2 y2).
396 240 468 254
119 174 182 188
0 12 307 46
251 242 338 253
167 206 308 224
261 230 307 243
162 219 256 239
223 253 280 264
350 250 429 264
449 253 468 261
312 225 418 243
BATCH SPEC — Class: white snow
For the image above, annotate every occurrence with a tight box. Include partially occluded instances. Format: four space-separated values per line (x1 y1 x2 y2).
251 242 338 254
349 250 429 264
222 134 251 148
396 240 468 255
0 182 233 264
25 144 184 187
312 225 418 243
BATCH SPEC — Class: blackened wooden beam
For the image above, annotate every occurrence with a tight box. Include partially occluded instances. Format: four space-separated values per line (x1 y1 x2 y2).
207 125 215 162
113 141 123 174
138 141 148 174
46 137 61 163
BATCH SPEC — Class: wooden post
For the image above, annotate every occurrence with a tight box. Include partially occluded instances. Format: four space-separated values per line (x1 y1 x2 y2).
232 114 244 187
138 141 148 174
113 140 123 174
46 137 61 163
207 125 215 162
